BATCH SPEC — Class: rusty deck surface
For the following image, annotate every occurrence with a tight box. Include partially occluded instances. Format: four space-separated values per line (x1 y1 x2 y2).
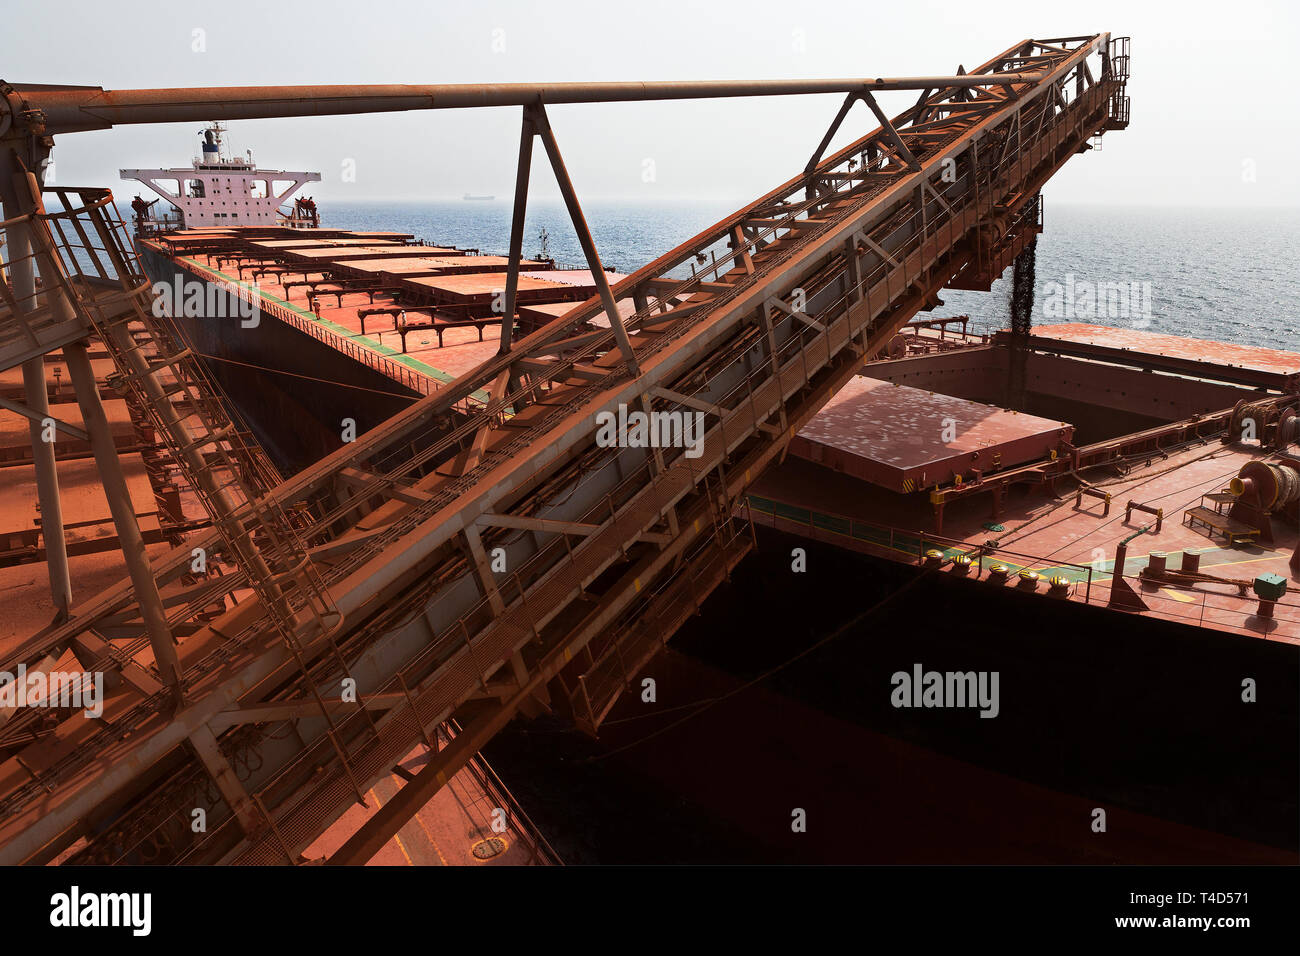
1029 323 1300 380
279 243 464 262
247 238 423 252
792 376 1071 492
517 296 637 327
396 269 561 300
378 255 548 283
241 228 409 240
158 244 532 393
147 233 631 402
300 742 550 866
518 269 618 288
0 347 210 656
286 237 406 248
334 255 488 279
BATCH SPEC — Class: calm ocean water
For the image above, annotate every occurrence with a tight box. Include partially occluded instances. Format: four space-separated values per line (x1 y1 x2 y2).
323 199 1299 352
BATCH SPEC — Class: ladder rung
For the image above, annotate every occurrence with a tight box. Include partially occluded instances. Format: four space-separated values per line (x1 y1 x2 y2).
149 347 194 371
268 556 311 585
178 423 235 453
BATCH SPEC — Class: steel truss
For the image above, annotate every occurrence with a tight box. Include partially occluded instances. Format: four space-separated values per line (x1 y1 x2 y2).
0 35 1128 864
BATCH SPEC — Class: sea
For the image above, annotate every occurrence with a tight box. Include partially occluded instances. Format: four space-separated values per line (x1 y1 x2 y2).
323 198 1299 351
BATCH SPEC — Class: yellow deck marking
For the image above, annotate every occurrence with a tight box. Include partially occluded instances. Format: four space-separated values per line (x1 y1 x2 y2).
393 833 414 866
412 806 450 866
368 787 415 866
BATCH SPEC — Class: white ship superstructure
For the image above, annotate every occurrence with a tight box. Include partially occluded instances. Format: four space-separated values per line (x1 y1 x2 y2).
120 122 321 230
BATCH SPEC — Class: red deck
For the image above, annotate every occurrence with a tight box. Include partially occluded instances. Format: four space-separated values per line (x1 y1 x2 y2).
517 294 637 327
398 271 590 306
372 255 544 284
1030 323 1300 383
248 238 414 252
281 244 465 262
335 256 492 280
755 440 1300 644
163 245 538 392
792 377 1071 493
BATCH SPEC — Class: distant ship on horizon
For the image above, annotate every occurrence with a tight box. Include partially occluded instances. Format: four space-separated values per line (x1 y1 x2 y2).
463 193 495 201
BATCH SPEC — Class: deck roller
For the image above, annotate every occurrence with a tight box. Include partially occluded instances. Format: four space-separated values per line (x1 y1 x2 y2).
1229 461 1300 511
1279 406 1300 448
1228 399 1300 450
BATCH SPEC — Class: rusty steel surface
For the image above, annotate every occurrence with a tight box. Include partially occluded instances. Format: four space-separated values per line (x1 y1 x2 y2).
399 271 573 301
281 237 406 249
245 236 426 251
519 269 621 288
314 237 409 246
1031 323 1300 375
518 297 639 326
0 35 1132 866
1022 323 1300 391
338 256 486 278
284 244 467 261
5 72 1049 135
791 376 1070 492
247 238 344 249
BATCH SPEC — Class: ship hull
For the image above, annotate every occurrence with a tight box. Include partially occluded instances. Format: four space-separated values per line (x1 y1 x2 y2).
137 245 420 473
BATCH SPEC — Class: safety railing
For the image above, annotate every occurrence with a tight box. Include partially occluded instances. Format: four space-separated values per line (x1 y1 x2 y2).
742 491 1300 641
744 493 1097 596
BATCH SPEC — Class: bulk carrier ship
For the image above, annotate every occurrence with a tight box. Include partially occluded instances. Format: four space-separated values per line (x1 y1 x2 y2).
1 34 1297 865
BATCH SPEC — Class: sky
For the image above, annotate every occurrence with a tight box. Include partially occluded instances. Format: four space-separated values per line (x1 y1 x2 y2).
4 0 1298 208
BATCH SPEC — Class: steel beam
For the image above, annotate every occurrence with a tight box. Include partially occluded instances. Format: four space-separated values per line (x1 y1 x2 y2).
0 150 73 621
210 694 406 730
5 75 1041 135
498 106 536 356
0 394 89 441
188 723 265 838
532 105 641 375
63 341 184 694
861 90 922 170
475 513 600 536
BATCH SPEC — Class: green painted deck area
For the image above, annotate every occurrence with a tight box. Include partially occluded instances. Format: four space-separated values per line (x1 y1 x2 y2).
745 493 1096 584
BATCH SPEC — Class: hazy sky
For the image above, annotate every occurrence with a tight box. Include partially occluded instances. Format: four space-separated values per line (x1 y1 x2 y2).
5 0 1297 208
